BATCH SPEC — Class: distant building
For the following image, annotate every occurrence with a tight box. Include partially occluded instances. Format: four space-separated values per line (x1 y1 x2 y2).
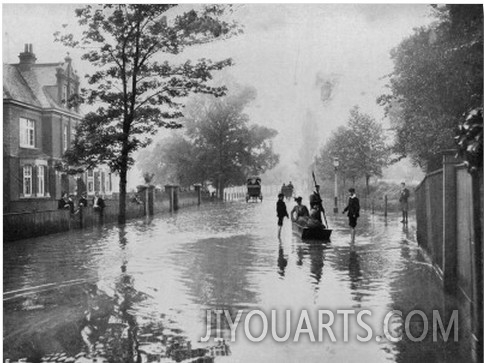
3 44 115 212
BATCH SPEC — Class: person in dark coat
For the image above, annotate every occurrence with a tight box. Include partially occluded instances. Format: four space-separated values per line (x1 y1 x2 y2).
309 184 325 223
343 188 360 242
276 193 289 237
399 182 410 224
58 192 74 213
79 192 89 208
58 192 68 209
93 192 106 223
93 192 105 211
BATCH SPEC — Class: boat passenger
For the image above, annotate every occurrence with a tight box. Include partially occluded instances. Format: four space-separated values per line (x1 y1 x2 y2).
291 196 309 222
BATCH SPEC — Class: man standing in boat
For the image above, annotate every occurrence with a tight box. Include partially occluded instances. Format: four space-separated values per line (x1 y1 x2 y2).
309 184 325 224
343 188 360 242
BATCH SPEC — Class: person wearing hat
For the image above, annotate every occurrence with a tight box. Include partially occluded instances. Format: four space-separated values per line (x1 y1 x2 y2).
291 196 310 223
343 188 360 242
79 191 89 208
276 193 289 236
399 182 410 224
309 184 324 223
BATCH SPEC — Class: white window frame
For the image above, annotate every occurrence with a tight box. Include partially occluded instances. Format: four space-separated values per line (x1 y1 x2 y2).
87 169 94 194
107 173 112 193
19 118 35 148
63 124 69 152
23 165 33 197
37 165 45 196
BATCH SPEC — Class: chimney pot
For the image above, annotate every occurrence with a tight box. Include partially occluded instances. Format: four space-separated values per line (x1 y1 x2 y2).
18 44 37 71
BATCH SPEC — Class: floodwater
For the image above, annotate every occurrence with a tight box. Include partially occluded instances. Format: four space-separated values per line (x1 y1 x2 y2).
3 196 471 362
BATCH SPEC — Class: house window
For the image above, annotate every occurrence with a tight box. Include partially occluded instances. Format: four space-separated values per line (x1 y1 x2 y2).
87 169 94 193
94 171 100 192
37 165 45 196
63 124 69 152
19 118 35 148
101 172 105 193
23 165 33 197
107 173 112 193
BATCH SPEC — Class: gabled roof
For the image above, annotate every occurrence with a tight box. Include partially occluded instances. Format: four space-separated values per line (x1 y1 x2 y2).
3 60 81 116
20 63 64 108
3 64 41 107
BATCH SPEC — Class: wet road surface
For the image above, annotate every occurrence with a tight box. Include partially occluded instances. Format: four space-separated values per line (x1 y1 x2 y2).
3 196 471 362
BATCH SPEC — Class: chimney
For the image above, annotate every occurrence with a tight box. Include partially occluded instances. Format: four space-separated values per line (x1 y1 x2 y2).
18 43 36 71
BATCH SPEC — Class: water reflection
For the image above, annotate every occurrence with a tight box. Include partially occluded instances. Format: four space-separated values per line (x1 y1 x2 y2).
293 239 327 289
309 244 325 287
348 242 362 302
3 203 474 363
277 238 288 277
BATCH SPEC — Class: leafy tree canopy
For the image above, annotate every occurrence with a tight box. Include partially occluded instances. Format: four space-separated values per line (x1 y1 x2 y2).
314 106 389 194
56 4 240 221
378 4 483 171
138 82 279 192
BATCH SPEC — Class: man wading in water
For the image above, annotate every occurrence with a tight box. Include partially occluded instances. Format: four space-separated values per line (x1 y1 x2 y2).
276 193 289 237
343 188 360 242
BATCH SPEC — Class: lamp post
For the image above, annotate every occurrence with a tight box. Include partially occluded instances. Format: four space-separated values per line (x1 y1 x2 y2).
333 157 339 213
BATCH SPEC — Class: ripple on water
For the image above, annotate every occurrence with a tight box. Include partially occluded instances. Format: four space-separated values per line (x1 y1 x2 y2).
3 202 472 363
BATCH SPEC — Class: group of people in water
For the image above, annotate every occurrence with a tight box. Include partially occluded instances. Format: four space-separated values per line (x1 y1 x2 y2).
276 183 360 241
277 181 411 241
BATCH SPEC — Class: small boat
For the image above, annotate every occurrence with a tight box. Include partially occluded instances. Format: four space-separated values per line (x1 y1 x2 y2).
292 221 332 242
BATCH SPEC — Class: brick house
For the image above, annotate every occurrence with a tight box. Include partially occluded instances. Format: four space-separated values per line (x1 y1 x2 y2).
3 44 116 213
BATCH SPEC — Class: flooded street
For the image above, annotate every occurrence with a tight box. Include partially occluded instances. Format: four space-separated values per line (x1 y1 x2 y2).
4 197 470 363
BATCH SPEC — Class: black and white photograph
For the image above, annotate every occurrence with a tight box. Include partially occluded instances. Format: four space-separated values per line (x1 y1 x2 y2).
2 2 483 363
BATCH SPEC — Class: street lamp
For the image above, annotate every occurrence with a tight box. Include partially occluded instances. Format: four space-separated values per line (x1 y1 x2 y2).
333 157 339 213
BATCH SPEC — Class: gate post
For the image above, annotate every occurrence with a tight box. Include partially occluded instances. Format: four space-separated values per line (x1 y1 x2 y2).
194 184 202 205
147 185 155 216
165 185 175 212
173 186 179 210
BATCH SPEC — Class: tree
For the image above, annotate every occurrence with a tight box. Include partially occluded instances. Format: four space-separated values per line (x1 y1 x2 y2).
455 107 483 174
378 4 483 171
347 107 388 194
314 126 357 186
57 4 238 223
139 84 279 195
314 106 388 196
137 133 202 188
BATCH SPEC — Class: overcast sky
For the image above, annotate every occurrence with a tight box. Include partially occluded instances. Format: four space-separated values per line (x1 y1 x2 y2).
2 3 436 185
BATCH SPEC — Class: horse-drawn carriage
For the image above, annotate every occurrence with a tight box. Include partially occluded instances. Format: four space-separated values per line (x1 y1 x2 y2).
246 177 263 202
